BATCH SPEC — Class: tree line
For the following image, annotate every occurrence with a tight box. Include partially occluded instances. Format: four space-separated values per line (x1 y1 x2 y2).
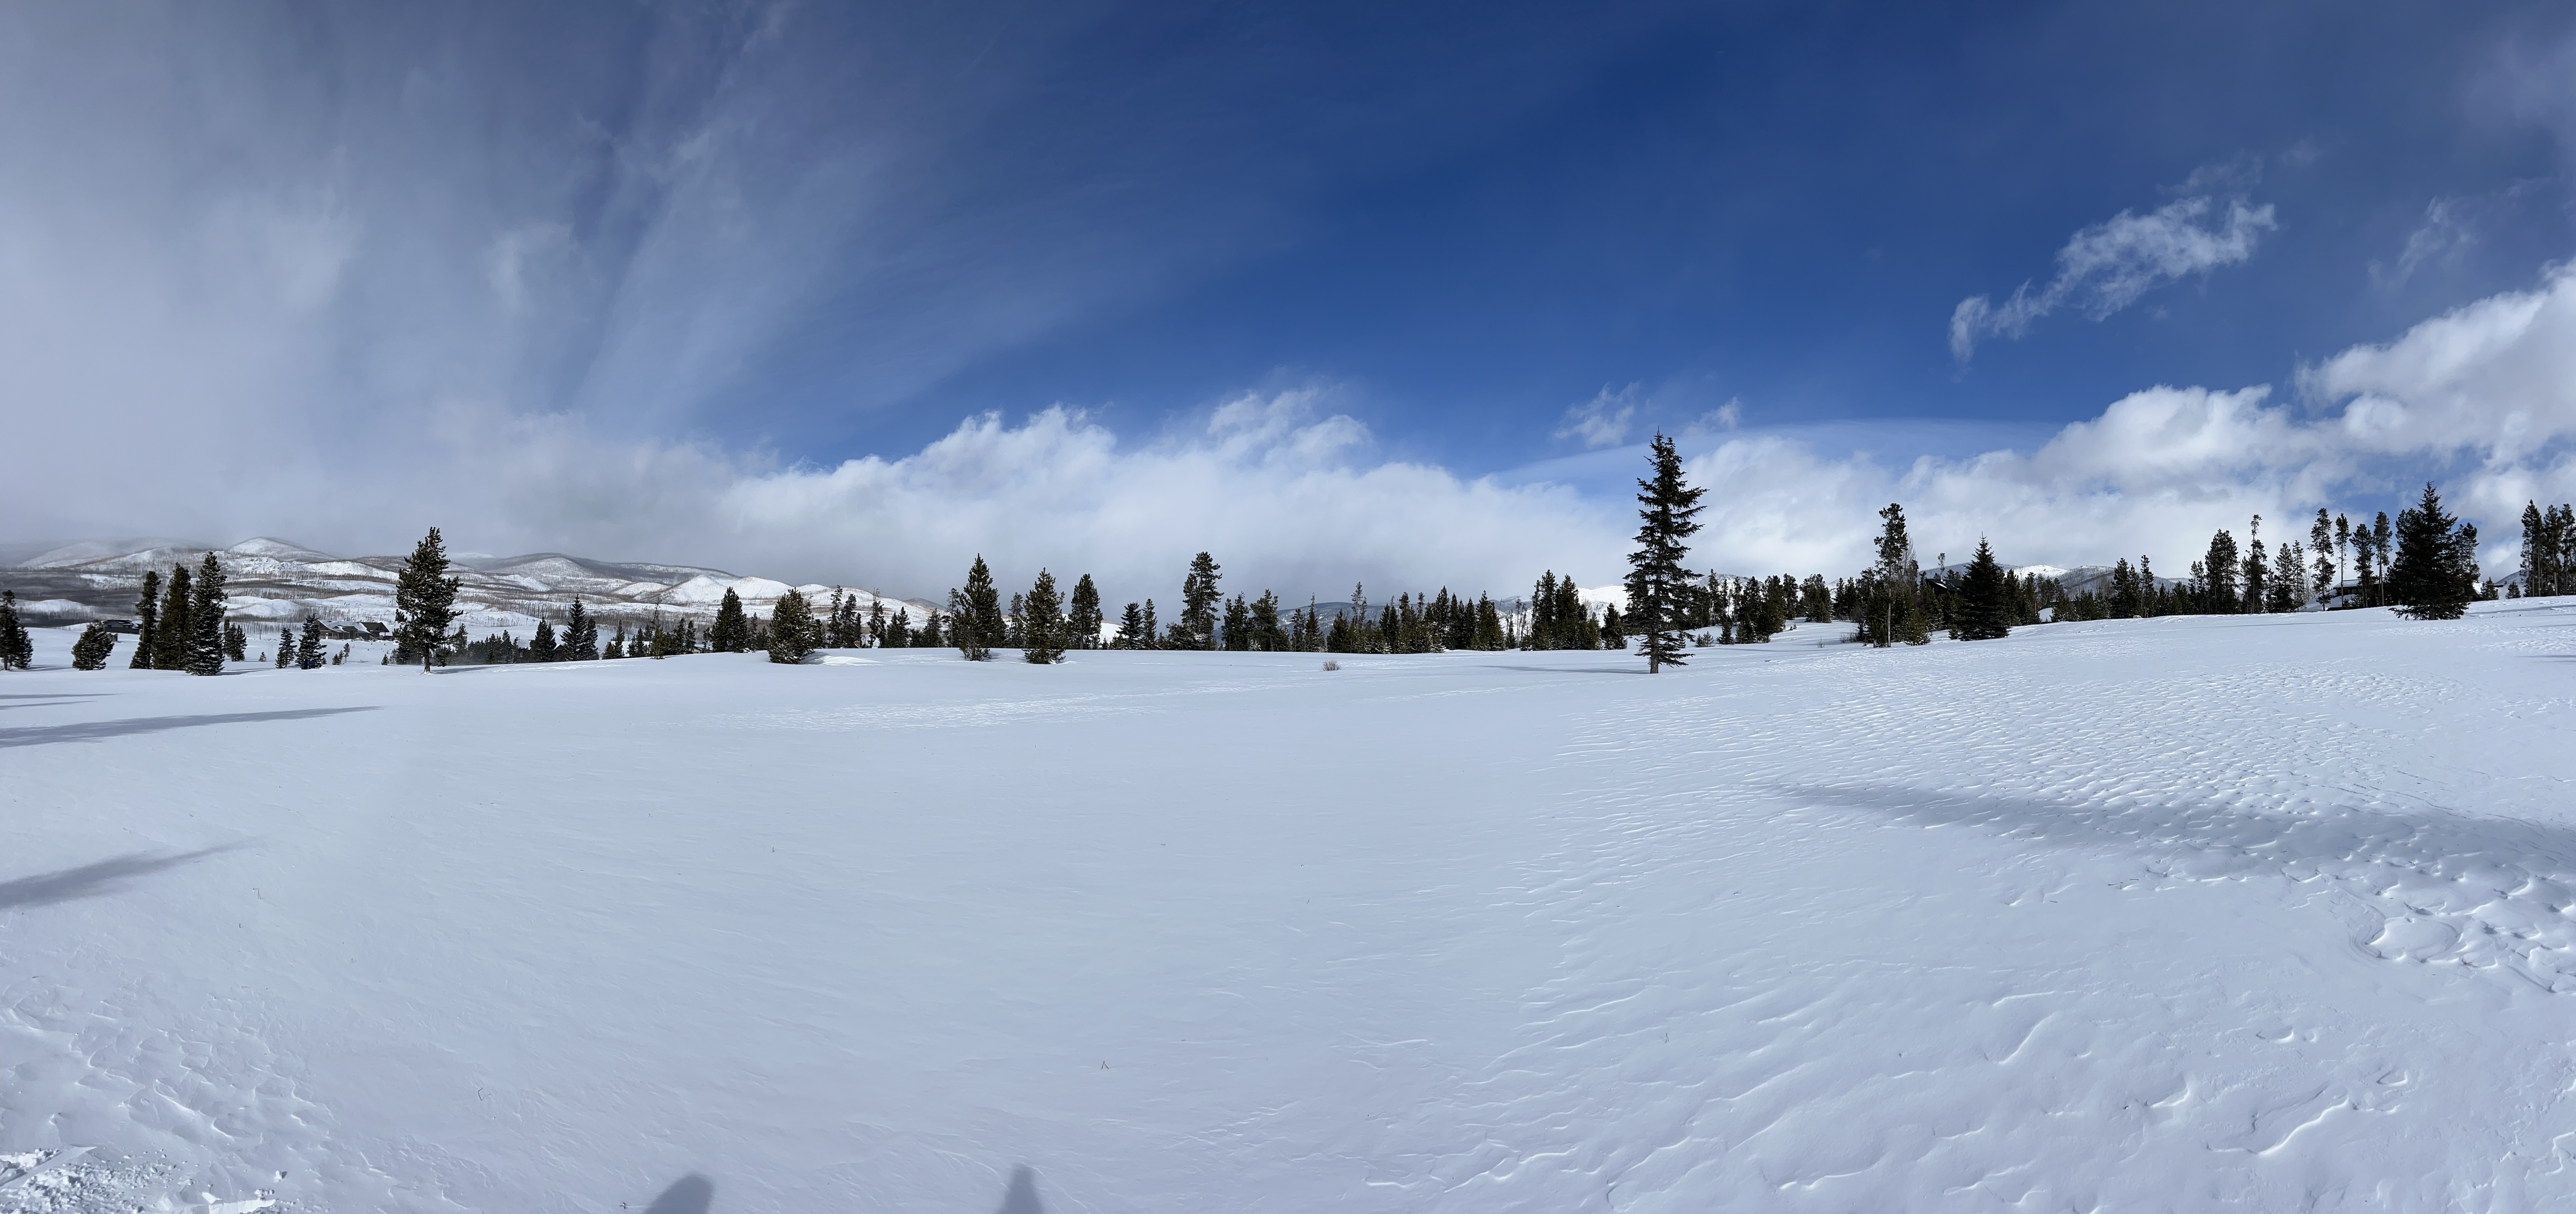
1 470 2521 676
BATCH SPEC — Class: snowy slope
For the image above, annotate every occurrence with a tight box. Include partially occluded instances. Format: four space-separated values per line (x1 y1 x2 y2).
3 602 2576 1212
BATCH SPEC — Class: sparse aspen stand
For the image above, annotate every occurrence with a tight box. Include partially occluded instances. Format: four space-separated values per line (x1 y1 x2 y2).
393 527 461 672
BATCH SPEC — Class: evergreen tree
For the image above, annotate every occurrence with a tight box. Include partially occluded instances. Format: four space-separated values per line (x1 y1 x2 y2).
1950 539 2013 640
393 527 462 672
297 617 327 669
154 563 191 670
604 627 627 660
887 607 912 647
1022 569 1067 664
224 622 248 662
1179 552 1222 649
184 552 228 675
1623 433 1705 672
565 600 600 660
1222 595 1252 651
275 629 294 668
0 592 29 671
2310 508 2336 597
1250 590 1284 651
959 555 1004 656
129 570 161 669
2269 540 2306 612
2200 530 2240 613
915 610 945 648
767 588 820 663
2241 516 2267 614
1858 503 1929 646
71 621 117 670
710 588 752 653
530 618 559 662
1140 599 1159 649
2390 481 2479 620
1067 575 1103 649
2333 513 2352 592
1115 602 1148 648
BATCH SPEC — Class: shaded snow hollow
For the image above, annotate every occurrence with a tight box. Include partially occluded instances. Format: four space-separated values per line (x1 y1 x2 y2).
3 601 2576 1212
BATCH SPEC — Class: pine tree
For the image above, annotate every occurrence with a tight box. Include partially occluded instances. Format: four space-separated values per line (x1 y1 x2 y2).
565 600 599 660
1250 590 1284 651
2201 530 2240 613
0 592 29 671
1023 569 1067 664
154 564 191 670
1222 595 1251 651
887 607 912 647
530 618 559 662
1858 503 1928 646
1951 539 2013 640
1115 602 1147 648
71 621 116 670
2370 512 2394 605
2390 482 2479 620
1140 599 1159 649
276 629 295 668
1624 433 1705 672
959 555 1004 658
224 622 248 662
1068 575 1103 650
767 588 820 663
297 617 326 669
129 570 161 669
711 588 751 652
184 551 228 675
1179 552 1222 649
2310 508 2335 598
393 528 462 671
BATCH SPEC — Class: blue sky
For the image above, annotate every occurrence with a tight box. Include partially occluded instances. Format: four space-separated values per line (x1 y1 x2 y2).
6 2 2576 596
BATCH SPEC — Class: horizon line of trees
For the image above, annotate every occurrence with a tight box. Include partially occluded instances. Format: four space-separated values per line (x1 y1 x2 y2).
2 480 2527 675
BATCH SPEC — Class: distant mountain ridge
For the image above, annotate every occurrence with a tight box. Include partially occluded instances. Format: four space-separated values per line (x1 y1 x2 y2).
0 537 936 638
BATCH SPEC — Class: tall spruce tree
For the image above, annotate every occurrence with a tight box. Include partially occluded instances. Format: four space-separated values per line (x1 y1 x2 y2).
1068 574 1103 649
1023 569 1067 664
188 554 232 675
129 570 161 669
393 527 462 671
963 556 1004 655
710 588 751 652
153 564 191 670
1115 602 1147 649
530 618 559 662
1624 433 1704 673
1179 552 1222 649
275 629 295 668
2390 481 2479 620
297 617 327 669
565 600 600 660
1951 539 2013 640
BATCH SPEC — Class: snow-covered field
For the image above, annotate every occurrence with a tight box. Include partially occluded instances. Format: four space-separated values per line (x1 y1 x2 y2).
5 601 2575 1212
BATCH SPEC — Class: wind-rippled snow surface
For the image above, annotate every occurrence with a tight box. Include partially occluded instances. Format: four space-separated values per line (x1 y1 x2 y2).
5 602 2575 1212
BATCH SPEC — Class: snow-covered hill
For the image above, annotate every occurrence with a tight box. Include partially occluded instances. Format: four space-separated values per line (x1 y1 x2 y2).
4 600 2575 1210
0 537 936 638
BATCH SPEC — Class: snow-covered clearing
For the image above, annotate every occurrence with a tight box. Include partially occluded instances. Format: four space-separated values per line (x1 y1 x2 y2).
5 601 2576 1212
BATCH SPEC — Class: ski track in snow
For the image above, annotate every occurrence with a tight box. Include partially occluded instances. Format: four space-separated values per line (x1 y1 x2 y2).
3 603 2575 1211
